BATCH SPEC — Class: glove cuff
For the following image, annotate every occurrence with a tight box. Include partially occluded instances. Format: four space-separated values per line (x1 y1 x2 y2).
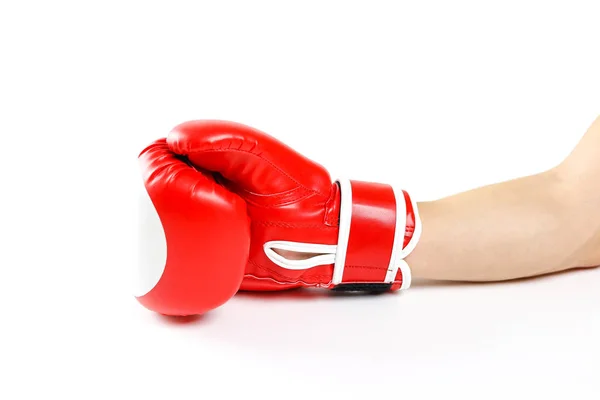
260 179 421 292
333 179 421 291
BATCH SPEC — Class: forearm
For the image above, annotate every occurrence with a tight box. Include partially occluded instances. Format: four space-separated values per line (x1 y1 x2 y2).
406 169 599 281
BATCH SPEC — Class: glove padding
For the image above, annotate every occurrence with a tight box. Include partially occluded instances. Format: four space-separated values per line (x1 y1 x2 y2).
135 139 250 316
167 120 421 293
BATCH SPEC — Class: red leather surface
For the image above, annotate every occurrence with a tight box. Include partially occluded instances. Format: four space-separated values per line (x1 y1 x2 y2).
137 139 250 315
342 181 397 284
168 121 415 291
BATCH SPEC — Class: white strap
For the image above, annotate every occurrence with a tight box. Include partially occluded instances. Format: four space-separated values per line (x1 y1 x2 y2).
263 241 336 270
332 178 353 285
398 259 412 290
400 191 422 259
384 185 407 284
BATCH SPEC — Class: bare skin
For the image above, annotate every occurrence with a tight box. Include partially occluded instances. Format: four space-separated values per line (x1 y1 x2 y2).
278 116 600 282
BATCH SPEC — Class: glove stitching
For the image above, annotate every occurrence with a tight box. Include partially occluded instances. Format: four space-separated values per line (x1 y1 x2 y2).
186 148 330 198
324 189 339 226
240 188 321 208
249 260 333 281
250 259 391 282
345 265 388 271
242 273 331 287
253 221 337 229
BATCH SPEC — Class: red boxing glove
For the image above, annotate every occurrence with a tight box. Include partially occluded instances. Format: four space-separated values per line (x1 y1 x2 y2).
135 139 250 316
167 121 421 293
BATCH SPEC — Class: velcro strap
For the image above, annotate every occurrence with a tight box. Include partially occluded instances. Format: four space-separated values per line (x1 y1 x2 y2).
332 179 419 291
331 282 392 293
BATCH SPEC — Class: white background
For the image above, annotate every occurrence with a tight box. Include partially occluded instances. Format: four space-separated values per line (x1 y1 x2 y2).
1 1 599 399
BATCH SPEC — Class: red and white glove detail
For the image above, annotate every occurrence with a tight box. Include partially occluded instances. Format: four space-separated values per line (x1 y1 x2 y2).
262 179 420 290
167 120 422 292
